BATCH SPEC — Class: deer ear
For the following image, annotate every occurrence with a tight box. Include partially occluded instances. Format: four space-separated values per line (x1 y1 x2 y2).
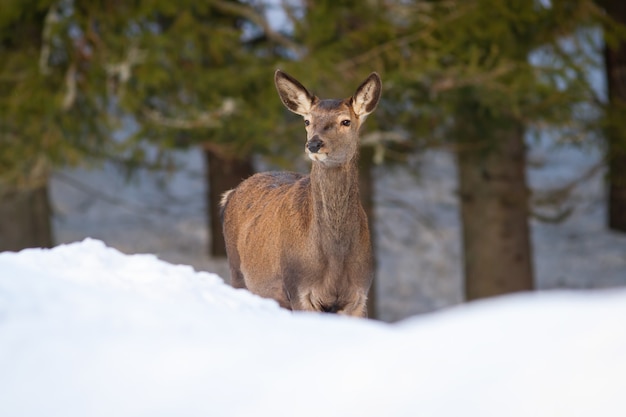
275 70 317 116
351 72 382 118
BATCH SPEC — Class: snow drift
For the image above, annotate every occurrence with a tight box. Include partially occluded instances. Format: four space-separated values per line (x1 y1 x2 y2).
0 239 624 417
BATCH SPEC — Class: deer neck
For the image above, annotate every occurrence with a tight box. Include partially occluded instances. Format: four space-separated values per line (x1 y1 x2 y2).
309 155 362 247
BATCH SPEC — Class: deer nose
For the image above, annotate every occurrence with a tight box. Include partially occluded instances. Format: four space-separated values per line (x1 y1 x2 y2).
320 302 342 314
306 136 324 154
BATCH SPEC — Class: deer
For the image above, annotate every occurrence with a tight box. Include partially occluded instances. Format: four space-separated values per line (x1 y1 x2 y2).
220 70 382 317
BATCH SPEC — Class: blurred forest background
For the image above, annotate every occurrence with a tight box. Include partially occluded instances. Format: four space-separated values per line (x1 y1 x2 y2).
1 0 626 321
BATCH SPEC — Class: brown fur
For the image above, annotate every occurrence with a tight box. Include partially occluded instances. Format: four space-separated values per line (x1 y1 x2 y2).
220 70 382 317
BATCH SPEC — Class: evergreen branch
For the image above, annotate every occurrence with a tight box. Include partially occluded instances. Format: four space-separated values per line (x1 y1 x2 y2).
531 161 604 216
337 31 429 73
429 63 517 94
62 63 77 110
530 206 574 224
336 2 472 72
39 3 62 75
212 0 303 58
361 130 411 164
105 45 146 85
279 0 301 30
141 98 237 129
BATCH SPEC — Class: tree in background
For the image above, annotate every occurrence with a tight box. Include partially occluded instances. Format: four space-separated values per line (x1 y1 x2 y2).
69 0 293 257
397 0 608 300
597 0 626 232
0 1 60 250
0 0 286 253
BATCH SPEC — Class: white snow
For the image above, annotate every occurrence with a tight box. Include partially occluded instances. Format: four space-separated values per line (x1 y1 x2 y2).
1 239 625 417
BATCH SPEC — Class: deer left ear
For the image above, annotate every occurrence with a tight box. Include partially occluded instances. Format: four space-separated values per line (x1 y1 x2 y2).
275 70 317 116
351 72 382 118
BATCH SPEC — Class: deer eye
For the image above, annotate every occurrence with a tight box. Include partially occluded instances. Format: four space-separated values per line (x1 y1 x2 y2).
304 120 310 126
341 120 351 127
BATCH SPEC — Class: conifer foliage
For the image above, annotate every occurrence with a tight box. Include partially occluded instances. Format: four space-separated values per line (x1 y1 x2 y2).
0 0 284 250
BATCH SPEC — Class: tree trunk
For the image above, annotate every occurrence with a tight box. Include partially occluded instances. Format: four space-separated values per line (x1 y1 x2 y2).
457 124 534 301
602 0 626 232
359 146 377 319
0 182 54 251
204 148 254 257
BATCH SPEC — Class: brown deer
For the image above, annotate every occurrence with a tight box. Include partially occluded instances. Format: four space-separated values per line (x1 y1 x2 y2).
220 70 381 317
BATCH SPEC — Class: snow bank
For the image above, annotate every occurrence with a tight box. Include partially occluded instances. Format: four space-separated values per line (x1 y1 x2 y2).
1 240 625 417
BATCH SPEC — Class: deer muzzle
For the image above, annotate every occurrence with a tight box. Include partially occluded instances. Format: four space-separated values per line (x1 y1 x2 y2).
306 136 324 154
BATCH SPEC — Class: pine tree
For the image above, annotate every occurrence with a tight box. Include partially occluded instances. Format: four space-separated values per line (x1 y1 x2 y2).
597 0 626 232
0 0 286 251
390 0 607 299
383 0 607 300
1 0 62 250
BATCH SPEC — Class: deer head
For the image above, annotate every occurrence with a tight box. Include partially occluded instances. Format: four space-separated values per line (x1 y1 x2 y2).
275 70 382 168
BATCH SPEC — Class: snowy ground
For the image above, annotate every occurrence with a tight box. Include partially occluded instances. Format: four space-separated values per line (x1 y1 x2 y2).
50 141 626 321
1 239 625 417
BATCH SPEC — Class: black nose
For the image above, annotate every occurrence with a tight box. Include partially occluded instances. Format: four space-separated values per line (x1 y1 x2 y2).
307 137 324 153
320 302 341 313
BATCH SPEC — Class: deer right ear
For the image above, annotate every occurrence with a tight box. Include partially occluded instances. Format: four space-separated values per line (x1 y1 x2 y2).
352 72 382 118
275 70 317 116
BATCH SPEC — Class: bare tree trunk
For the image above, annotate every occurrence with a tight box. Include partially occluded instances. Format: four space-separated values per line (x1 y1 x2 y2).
359 146 377 319
204 148 254 257
457 124 534 301
602 0 626 232
0 182 54 251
